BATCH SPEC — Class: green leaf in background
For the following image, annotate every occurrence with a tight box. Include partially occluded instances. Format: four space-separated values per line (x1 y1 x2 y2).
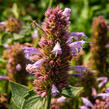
22 90 46 109
11 3 19 18
62 85 83 98
10 81 30 109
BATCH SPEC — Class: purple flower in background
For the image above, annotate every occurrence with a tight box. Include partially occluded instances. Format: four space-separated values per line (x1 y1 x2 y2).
16 64 22 71
57 96 66 103
105 88 109 93
71 32 88 40
70 66 87 73
3 44 9 48
32 30 38 38
23 47 40 60
23 47 40 54
0 76 8 80
63 8 71 19
69 40 86 54
92 88 97 98
81 97 93 108
70 73 82 77
51 42 62 56
97 77 108 88
51 84 60 97
0 21 6 26
97 93 109 99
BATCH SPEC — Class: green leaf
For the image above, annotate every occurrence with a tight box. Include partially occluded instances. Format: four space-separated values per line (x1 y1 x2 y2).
62 85 83 97
22 90 46 109
10 81 30 109
10 81 46 109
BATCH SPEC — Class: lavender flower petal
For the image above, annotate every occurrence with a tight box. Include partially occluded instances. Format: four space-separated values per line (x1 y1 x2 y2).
63 8 71 19
105 88 109 93
92 88 97 98
51 84 60 97
70 73 82 77
70 66 87 73
0 21 6 26
32 30 38 38
23 47 40 60
51 42 62 56
0 76 8 80
57 96 66 103
26 59 44 72
33 59 44 69
71 32 88 40
97 93 109 99
67 36 73 44
69 40 86 54
97 77 108 88
82 97 93 108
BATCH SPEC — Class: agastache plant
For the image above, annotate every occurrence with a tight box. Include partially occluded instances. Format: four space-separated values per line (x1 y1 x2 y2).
0 17 22 33
24 7 87 98
3 43 28 85
90 16 109 76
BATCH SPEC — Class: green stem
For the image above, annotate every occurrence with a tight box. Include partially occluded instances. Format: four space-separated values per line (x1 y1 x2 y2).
48 0 53 9
46 94 51 109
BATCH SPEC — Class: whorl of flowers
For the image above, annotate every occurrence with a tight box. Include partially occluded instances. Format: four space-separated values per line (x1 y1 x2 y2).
0 17 22 33
24 7 87 97
3 43 28 85
90 16 109 76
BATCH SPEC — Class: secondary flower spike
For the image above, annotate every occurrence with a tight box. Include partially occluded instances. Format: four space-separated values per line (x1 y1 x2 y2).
24 7 87 97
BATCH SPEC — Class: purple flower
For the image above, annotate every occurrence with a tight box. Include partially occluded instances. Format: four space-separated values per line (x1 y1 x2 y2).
70 73 82 77
0 76 8 80
71 32 88 40
97 93 109 99
92 88 97 98
63 8 71 19
0 21 6 26
81 97 93 108
57 96 66 103
3 44 9 48
69 40 86 54
32 30 38 38
97 77 108 88
26 59 44 72
70 66 87 73
23 47 40 60
33 59 44 69
51 84 60 97
67 36 73 44
105 88 109 93
51 42 62 56
16 64 22 71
